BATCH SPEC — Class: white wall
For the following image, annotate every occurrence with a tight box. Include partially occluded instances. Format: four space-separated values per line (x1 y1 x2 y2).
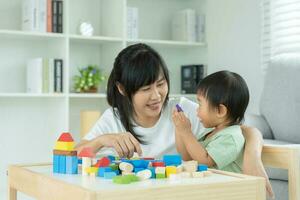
206 0 263 114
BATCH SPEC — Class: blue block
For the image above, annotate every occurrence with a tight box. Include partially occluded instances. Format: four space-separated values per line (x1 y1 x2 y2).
134 168 144 173
98 167 113 177
53 155 60 173
66 156 78 174
163 155 182 166
131 160 149 168
104 171 117 179
59 155 66 174
198 164 208 172
147 167 155 179
114 170 120 175
78 158 82 164
107 155 116 162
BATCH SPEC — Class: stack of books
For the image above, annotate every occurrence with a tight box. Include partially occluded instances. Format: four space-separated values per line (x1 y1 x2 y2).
127 7 138 39
26 58 63 93
22 0 63 33
172 9 205 42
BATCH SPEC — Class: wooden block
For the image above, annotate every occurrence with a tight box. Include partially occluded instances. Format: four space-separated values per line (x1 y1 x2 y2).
78 147 95 158
53 150 77 156
58 132 74 142
136 169 152 180
54 141 75 151
166 166 177 178
192 171 204 178
53 154 60 173
58 155 66 174
119 162 134 172
152 161 165 167
82 157 92 176
198 164 208 172
66 156 73 174
203 171 213 177
113 174 139 184
122 171 134 176
98 167 113 177
183 160 198 172
155 167 165 174
94 157 110 167
176 165 183 173
85 167 98 174
104 172 117 179
163 154 182 166
156 173 166 179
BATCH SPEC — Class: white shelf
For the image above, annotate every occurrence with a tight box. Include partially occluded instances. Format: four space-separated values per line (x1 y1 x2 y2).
69 93 106 98
69 35 123 44
126 39 206 48
0 93 67 98
0 30 66 40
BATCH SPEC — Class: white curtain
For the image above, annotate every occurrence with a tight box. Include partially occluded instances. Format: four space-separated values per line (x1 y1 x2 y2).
262 0 300 70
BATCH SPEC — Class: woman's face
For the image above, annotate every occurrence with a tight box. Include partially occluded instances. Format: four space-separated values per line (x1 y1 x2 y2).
132 74 168 123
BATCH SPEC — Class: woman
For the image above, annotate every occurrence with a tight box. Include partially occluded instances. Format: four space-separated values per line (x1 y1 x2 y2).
76 43 273 197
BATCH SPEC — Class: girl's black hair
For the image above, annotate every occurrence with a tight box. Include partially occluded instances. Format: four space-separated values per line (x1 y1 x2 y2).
197 70 249 125
107 43 170 143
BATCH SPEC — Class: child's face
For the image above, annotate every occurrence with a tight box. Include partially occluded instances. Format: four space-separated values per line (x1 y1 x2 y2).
132 73 168 123
196 94 220 128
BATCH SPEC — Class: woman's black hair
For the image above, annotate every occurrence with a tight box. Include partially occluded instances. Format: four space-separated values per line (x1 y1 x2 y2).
107 43 170 143
197 70 249 125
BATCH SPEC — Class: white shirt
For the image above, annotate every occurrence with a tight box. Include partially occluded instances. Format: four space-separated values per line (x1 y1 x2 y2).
84 97 204 158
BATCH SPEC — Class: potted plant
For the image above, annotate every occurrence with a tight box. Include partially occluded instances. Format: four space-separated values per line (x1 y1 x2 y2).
73 65 105 93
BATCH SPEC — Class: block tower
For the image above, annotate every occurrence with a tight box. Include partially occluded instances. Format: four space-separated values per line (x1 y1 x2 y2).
53 132 78 174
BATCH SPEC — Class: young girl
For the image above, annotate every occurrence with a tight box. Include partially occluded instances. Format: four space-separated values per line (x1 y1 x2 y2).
172 70 249 173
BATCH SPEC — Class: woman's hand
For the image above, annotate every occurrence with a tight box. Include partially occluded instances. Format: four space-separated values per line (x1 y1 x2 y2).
172 109 192 134
241 126 275 199
75 132 143 158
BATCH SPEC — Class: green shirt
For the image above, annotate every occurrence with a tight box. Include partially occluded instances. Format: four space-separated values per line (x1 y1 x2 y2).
198 125 245 173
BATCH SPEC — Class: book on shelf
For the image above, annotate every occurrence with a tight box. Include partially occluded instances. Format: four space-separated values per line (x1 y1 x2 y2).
127 7 138 39
172 9 205 42
26 58 63 94
22 0 63 33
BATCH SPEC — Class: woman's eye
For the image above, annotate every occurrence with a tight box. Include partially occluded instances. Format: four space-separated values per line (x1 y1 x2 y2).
157 81 165 87
141 87 150 91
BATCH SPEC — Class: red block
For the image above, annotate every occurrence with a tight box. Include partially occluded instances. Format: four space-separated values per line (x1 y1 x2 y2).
94 157 110 167
152 161 165 167
58 132 74 142
143 157 155 160
78 147 95 158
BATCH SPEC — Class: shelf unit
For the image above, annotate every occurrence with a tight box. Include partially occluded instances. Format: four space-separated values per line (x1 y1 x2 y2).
0 0 206 198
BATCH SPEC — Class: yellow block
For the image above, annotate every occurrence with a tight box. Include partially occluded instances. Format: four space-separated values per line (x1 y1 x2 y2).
85 167 99 174
54 141 75 151
166 166 177 178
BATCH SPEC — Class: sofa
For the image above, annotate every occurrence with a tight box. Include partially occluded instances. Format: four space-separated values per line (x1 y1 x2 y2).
245 54 300 200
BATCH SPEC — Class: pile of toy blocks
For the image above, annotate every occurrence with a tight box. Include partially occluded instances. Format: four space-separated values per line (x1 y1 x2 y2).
53 132 78 174
80 150 211 184
53 132 211 184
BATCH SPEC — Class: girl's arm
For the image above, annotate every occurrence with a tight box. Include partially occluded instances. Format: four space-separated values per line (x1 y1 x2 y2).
172 110 215 166
175 130 192 161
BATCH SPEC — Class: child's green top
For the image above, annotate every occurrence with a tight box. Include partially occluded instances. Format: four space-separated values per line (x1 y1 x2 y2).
198 125 245 173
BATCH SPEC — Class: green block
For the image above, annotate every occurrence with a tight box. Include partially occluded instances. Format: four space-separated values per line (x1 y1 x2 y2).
156 173 166 179
110 164 119 171
112 175 139 184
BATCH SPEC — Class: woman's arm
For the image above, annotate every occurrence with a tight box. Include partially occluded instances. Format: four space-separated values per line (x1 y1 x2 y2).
241 125 274 199
75 133 143 158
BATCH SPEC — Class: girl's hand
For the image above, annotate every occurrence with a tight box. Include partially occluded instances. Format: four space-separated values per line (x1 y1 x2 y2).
172 109 192 133
76 132 143 158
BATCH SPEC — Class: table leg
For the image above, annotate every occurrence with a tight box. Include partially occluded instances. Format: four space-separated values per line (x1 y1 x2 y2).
8 185 17 200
